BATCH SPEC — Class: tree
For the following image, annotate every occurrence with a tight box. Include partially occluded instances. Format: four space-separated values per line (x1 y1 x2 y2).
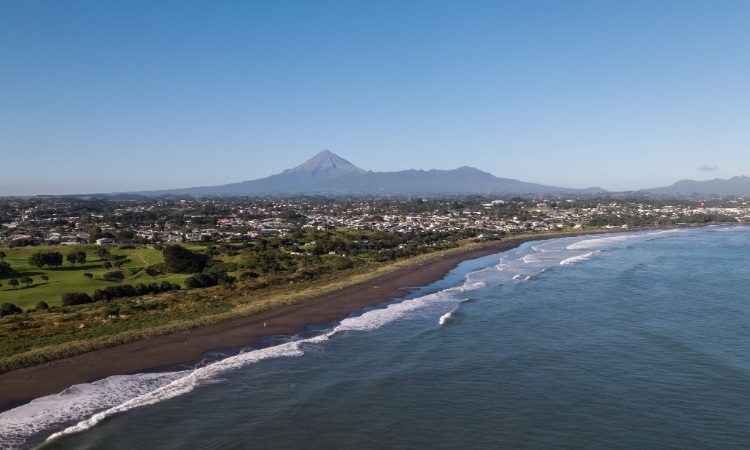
74 251 87 265
20 276 33 287
103 261 112 270
47 251 63 268
35 301 49 310
0 261 13 276
66 251 87 266
95 247 110 260
0 302 22 316
28 252 46 269
0 250 5 261
28 251 64 269
162 245 209 273
9 278 19 289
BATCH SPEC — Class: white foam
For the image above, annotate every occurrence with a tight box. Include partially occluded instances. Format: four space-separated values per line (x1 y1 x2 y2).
47 342 306 442
30 286 466 445
7 231 670 447
567 230 679 251
0 371 186 450
560 250 601 266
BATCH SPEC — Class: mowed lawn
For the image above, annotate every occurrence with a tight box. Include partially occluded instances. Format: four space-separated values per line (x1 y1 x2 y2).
0 245 188 310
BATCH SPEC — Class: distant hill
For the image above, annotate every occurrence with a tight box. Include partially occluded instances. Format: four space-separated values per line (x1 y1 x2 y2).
639 176 750 197
132 150 606 197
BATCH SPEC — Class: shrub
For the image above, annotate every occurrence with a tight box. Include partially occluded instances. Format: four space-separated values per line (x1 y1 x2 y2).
0 302 23 316
144 265 163 276
35 301 49 310
102 306 120 318
61 292 94 306
93 289 107 302
135 283 149 295
101 271 125 282
239 271 260 280
184 273 217 289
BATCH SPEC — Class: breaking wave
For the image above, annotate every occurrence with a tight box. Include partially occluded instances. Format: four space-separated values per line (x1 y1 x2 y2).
0 229 686 448
560 250 602 266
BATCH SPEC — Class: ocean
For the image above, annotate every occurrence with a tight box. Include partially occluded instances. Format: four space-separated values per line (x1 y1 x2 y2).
3 225 750 449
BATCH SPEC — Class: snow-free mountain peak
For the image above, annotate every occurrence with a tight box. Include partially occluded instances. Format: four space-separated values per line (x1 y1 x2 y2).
280 150 366 179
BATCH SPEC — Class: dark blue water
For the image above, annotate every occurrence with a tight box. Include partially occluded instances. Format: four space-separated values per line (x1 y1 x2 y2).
4 226 750 449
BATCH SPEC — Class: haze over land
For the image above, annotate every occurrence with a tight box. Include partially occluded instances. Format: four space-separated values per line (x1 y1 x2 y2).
2 2 750 195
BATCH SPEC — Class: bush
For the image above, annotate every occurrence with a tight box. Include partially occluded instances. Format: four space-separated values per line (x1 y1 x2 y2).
102 306 120 318
93 289 107 302
185 273 217 289
101 271 125 282
0 302 23 316
61 292 94 306
135 283 149 295
239 271 260 280
144 265 162 276
35 301 49 310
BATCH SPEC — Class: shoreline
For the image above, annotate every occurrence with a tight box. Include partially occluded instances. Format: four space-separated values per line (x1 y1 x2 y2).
0 230 612 411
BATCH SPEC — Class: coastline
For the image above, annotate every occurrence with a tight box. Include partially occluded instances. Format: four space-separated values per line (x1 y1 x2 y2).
0 231 603 411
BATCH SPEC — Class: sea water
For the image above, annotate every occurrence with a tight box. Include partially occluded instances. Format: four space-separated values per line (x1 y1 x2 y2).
3 226 750 449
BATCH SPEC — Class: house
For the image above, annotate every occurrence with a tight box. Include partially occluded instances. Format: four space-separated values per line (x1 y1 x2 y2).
95 238 116 246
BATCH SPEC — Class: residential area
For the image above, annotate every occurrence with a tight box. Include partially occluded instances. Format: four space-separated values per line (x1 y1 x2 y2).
1 195 748 248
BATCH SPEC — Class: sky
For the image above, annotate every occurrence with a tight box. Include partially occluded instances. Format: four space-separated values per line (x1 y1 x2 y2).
1 0 750 196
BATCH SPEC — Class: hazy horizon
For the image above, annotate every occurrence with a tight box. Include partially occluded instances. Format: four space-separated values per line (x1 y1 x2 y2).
2 1 750 196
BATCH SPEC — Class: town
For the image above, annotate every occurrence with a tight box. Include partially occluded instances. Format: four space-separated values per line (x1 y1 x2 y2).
2 195 748 248
1 194 748 375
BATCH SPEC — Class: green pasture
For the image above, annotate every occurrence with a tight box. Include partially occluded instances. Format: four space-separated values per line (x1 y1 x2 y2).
0 245 187 310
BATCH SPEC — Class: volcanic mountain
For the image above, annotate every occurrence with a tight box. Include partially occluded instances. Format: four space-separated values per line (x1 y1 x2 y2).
638 176 750 197
134 150 606 197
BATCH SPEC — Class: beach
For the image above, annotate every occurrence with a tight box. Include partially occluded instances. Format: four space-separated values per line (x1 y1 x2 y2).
0 233 590 411
7 226 747 449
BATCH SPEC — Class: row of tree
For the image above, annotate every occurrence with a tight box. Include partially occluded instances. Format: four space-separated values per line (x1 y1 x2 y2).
28 251 64 269
60 281 182 306
0 276 35 289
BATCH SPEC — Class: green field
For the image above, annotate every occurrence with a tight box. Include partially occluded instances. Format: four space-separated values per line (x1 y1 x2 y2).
0 245 187 310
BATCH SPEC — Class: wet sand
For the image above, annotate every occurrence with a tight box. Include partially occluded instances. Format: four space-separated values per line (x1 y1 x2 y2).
0 233 589 411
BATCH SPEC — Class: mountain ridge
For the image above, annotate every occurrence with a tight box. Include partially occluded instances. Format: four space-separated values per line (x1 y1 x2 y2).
638 175 750 197
126 151 750 197
132 150 606 197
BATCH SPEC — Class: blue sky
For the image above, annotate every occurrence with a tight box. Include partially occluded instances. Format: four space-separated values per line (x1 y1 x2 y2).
2 0 749 195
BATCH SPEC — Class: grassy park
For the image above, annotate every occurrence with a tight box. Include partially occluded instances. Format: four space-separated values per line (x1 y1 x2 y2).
0 244 186 310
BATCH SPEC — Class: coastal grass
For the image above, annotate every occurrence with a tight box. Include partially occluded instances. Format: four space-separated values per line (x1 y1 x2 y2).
0 238 497 374
0 228 622 375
